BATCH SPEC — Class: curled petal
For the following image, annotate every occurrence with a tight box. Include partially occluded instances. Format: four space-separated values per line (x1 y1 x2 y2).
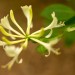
1 15 12 30
45 12 58 30
16 58 23 64
45 29 53 38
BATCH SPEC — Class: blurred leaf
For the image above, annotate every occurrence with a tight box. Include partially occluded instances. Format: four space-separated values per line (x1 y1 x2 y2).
36 45 47 54
65 16 75 25
41 4 75 22
66 0 75 6
64 30 75 46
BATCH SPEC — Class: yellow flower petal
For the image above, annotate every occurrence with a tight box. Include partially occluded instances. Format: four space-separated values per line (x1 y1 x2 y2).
2 37 25 45
10 10 25 35
0 26 25 38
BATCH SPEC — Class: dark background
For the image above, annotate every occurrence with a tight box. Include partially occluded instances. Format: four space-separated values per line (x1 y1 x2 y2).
0 0 75 75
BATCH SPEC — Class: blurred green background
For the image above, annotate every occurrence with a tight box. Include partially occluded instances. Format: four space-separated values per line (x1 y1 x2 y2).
0 0 75 75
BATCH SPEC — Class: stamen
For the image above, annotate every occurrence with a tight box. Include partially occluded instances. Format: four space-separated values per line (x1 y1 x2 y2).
2 37 25 45
10 10 25 35
0 26 25 38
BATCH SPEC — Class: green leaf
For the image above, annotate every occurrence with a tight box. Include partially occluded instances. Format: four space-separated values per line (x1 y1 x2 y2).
36 45 47 54
65 16 75 25
41 4 75 22
64 30 75 46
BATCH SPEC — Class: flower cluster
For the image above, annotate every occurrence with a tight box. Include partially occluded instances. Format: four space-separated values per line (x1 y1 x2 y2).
0 5 65 69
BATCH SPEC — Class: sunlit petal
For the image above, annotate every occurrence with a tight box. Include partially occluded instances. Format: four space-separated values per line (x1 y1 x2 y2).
10 10 25 35
1 15 12 30
21 5 33 34
45 12 58 30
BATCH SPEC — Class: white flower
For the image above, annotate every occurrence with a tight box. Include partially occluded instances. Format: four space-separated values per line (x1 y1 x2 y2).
2 46 23 70
21 5 33 34
30 37 60 57
0 5 65 69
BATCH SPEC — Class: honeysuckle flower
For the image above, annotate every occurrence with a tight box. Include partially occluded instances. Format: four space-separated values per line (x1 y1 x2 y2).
2 46 23 69
0 5 65 69
30 37 61 57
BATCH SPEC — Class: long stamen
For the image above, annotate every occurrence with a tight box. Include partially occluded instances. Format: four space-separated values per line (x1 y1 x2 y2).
10 10 25 35
0 26 25 38
2 37 25 45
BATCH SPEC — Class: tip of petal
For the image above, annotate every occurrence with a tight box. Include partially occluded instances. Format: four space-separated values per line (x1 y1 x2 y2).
51 12 55 18
45 51 50 57
52 48 61 55
18 58 23 64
